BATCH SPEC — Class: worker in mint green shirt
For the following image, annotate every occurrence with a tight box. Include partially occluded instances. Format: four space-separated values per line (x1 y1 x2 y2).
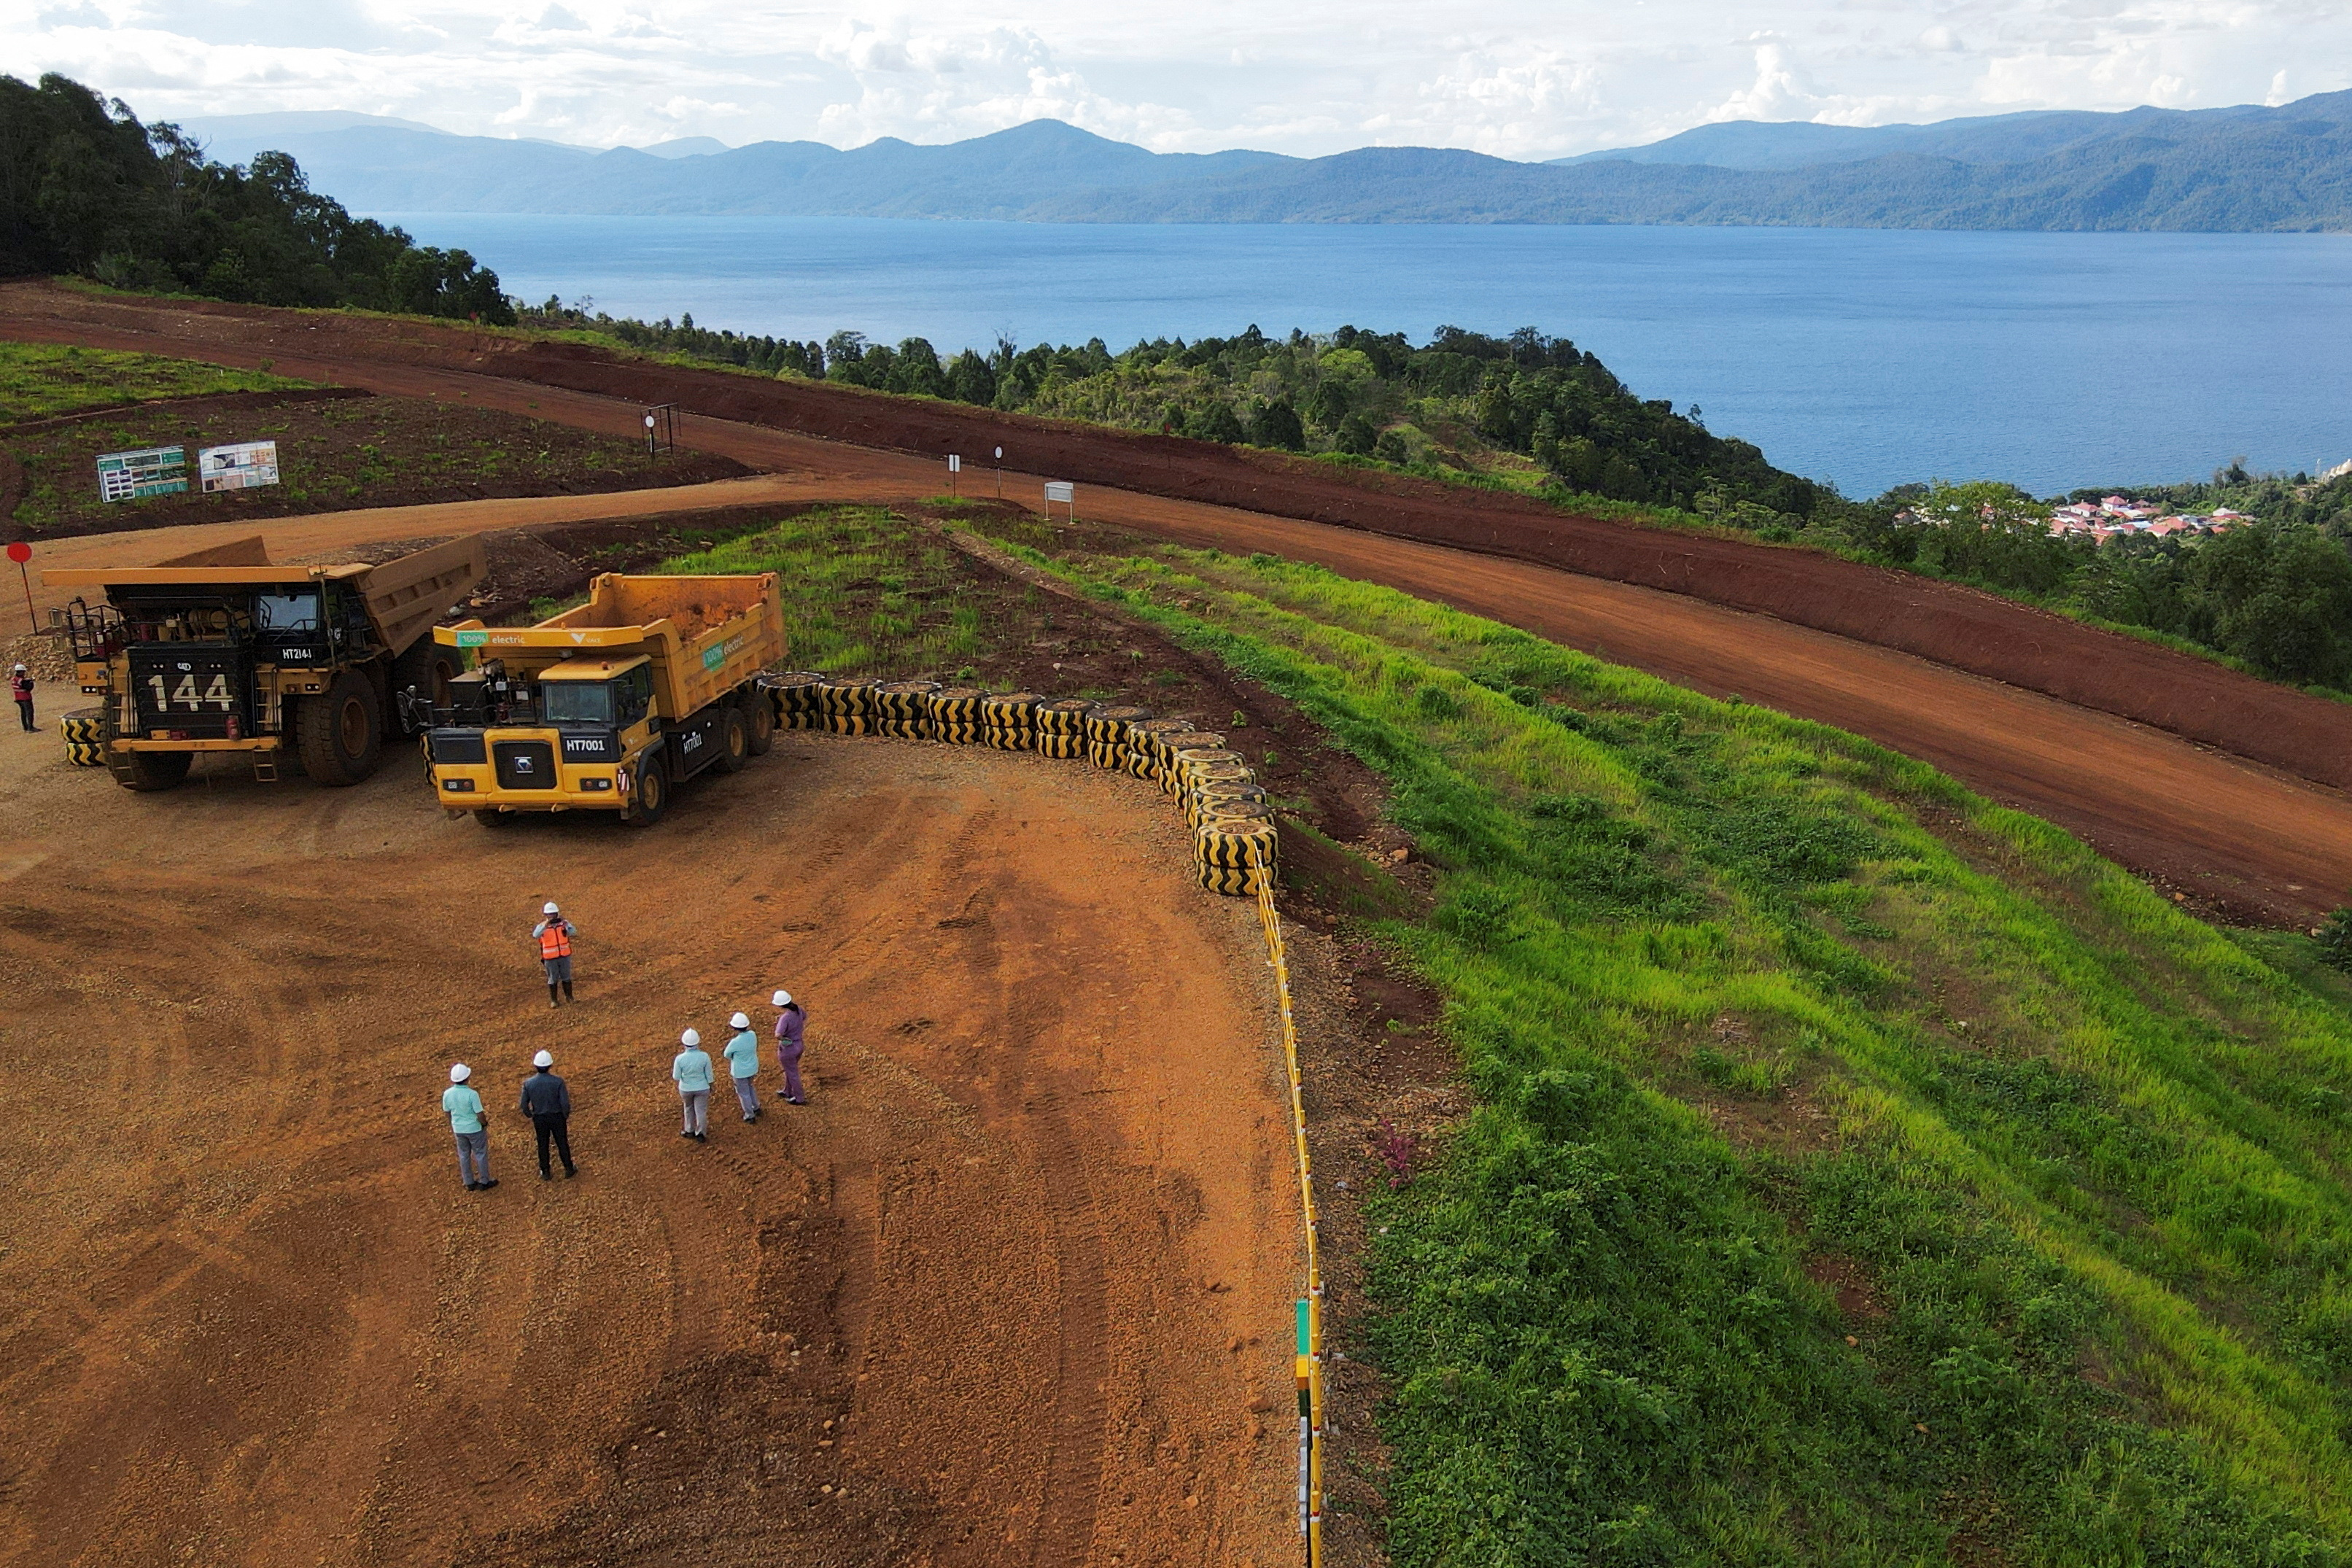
443 1063 497 1191
673 1028 714 1142
721 1011 762 1123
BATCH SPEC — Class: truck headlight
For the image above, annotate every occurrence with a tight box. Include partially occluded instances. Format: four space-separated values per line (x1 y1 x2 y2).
580 777 613 791
441 777 475 792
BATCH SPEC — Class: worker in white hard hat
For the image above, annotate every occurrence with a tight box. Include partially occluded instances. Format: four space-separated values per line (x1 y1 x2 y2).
772 989 808 1105
10 663 32 732
518 1048 577 1179
721 1011 762 1123
672 1028 714 1142
531 901 579 1008
443 1063 497 1191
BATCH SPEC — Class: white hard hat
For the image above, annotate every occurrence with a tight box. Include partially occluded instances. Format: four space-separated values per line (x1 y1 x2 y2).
450 1063 471 1083
10 663 22 672
533 1049 554 1068
772 990 791 1007
680 1028 701 1048
730 1012 750 1030
543 901 560 915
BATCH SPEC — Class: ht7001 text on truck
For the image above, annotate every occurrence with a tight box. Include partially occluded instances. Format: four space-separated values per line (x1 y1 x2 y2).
422 572 783 826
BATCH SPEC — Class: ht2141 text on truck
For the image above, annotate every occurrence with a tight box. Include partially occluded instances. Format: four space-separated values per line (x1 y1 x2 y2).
422 573 783 826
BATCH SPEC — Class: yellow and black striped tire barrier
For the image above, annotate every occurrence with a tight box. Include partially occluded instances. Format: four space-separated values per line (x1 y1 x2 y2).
1132 718 1195 783
1038 730 1087 759
1160 734 1228 795
824 713 873 737
877 680 941 730
1036 698 1098 738
761 671 828 729
983 724 1036 752
60 707 109 766
1089 704 1152 742
874 718 928 740
819 677 880 718
934 721 982 745
1196 817 1278 895
979 691 1044 729
928 686 985 730
1086 739 1126 771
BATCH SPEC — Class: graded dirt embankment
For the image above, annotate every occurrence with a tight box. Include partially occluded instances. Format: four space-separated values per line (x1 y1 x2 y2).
7 278 2349 796
0 730 1297 1568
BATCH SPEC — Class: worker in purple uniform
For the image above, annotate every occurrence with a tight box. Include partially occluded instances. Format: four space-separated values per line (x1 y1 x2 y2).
772 989 807 1104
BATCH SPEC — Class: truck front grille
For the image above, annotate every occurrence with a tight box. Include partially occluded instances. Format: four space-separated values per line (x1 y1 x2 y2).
492 740 558 790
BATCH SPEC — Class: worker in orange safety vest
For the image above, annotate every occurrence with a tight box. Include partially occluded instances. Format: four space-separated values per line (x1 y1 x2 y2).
532 900 578 1007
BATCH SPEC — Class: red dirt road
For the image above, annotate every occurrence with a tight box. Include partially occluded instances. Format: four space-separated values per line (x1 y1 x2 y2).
0 731 1297 1567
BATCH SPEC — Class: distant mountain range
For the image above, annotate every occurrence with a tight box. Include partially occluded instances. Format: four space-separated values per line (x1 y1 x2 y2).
177 93 2352 230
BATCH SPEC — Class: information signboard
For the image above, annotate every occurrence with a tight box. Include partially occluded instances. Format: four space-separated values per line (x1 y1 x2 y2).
198 440 281 494
96 446 189 503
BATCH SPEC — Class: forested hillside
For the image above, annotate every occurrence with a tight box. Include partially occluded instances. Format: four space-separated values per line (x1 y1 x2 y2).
0 73 512 321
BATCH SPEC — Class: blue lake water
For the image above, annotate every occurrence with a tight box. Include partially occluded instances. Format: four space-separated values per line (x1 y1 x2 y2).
376 214 2352 497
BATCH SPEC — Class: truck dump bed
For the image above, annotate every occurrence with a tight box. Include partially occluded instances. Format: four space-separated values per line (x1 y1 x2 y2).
44 535 485 658
438 573 783 719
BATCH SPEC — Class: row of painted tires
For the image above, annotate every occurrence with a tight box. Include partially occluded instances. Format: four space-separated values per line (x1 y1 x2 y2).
756 673 1278 896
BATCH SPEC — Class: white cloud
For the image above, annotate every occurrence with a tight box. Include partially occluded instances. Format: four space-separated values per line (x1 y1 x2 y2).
1 0 2347 157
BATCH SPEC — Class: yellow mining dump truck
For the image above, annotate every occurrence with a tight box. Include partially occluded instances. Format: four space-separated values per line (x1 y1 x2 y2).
46 534 485 791
424 572 783 826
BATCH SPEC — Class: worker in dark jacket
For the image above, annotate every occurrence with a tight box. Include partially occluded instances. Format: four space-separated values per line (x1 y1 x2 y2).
519 1049 577 1179
10 664 31 732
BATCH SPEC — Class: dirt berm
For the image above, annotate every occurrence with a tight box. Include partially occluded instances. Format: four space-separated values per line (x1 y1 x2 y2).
7 279 2346 794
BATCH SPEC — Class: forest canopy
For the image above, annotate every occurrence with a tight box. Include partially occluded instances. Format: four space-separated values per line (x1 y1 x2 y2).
0 72 513 323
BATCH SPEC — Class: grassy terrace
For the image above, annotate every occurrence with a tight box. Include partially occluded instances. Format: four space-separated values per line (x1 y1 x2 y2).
0 340 307 421
661 504 2352 1564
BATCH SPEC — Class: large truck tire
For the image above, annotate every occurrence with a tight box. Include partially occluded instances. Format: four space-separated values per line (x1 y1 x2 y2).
712 704 750 775
625 764 669 826
298 672 384 786
393 638 460 736
117 748 193 792
744 688 776 756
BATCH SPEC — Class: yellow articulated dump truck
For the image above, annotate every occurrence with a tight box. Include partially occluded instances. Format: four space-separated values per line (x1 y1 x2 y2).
45 534 484 791
424 573 783 826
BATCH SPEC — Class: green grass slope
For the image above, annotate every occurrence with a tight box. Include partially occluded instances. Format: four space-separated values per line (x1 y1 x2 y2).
1018 542 2352 1564
653 504 2352 1562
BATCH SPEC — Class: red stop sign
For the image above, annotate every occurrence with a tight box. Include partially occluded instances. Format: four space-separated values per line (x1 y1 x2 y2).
4 542 28 563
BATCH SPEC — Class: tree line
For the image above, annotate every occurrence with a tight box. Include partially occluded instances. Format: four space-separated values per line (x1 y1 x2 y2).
0 72 512 322
515 303 1840 524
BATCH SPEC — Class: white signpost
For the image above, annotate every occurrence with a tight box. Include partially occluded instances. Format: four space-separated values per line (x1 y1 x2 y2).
197 441 280 494
947 452 960 496
1044 480 1076 521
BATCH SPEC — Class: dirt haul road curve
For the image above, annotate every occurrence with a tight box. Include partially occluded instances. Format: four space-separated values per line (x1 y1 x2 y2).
0 731 1297 1568
16 449 2352 928
8 282 2352 920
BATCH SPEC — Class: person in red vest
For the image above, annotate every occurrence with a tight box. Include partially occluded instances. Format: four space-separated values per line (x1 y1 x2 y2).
532 900 578 1007
9 664 31 732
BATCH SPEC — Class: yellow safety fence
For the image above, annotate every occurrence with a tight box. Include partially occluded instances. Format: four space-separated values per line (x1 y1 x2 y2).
1255 869 1326 1564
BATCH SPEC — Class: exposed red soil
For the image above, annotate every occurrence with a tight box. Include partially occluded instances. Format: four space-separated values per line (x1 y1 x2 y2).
7 279 2348 796
0 699 1305 1568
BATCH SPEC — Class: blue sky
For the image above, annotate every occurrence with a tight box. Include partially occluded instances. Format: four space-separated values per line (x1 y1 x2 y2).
6 0 2345 157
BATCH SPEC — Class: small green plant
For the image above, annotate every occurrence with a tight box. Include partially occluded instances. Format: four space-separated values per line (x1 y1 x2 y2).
2318 907 2352 974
